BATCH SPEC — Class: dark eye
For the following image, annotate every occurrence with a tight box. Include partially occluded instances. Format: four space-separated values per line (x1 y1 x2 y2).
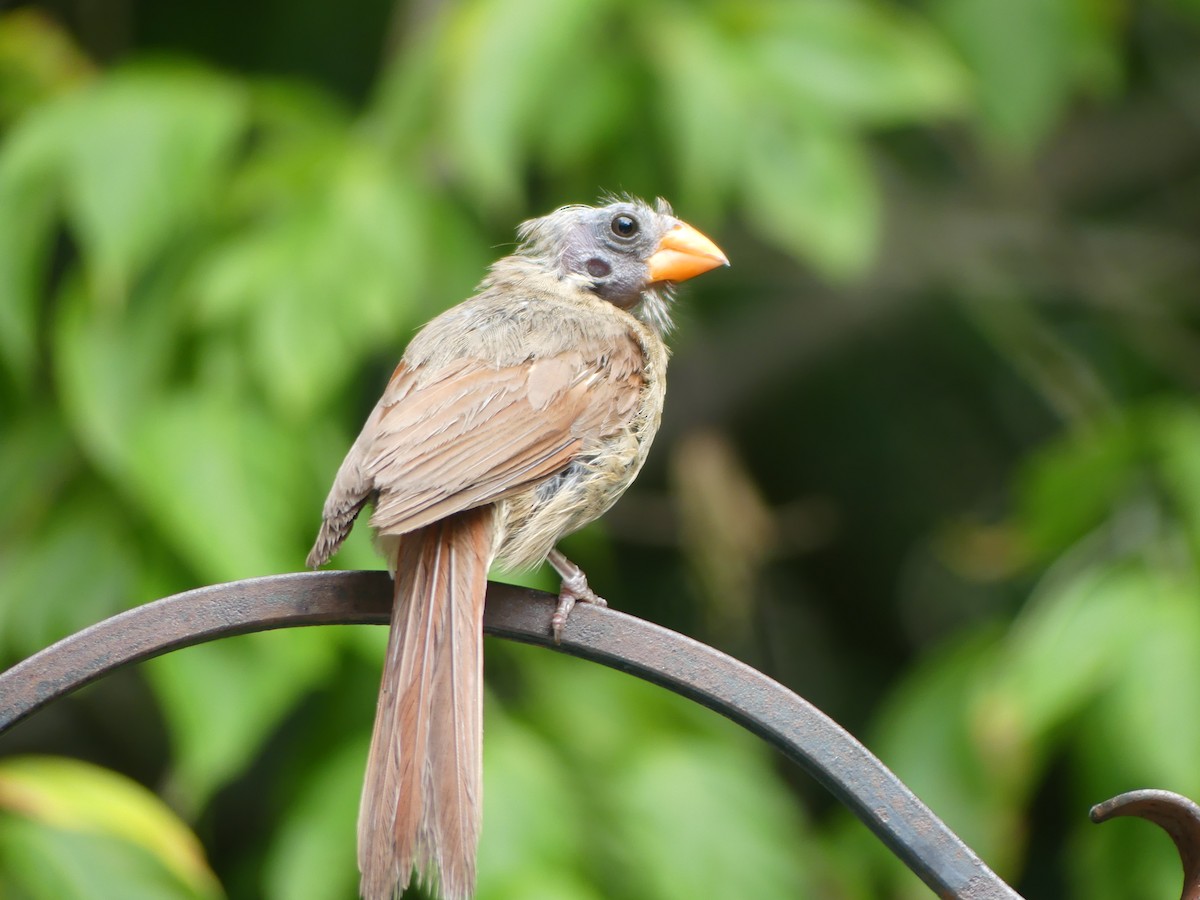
611 214 639 238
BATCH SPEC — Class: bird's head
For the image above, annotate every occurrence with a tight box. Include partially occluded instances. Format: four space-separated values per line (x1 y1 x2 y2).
513 196 729 332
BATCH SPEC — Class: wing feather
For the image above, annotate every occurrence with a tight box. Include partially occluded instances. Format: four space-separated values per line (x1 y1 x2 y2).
363 335 644 538
307 294 650 566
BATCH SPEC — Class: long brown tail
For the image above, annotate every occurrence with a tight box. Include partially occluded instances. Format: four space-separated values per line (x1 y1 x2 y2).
358 507 494 900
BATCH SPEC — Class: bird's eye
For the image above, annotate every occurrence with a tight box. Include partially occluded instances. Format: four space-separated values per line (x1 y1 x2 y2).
611 214 639 238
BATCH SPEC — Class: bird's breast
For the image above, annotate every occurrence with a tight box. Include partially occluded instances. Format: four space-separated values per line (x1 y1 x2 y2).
494 327 667 572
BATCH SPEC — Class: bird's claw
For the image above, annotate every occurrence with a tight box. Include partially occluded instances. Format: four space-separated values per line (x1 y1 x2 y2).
547 548 608 643
551 576 607 644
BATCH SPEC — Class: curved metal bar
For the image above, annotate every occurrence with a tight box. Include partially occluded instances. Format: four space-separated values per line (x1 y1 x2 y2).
0 570 1021 899
1091 790 1200 900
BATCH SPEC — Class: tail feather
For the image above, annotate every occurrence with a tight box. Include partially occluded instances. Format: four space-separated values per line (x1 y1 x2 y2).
359 507 494 900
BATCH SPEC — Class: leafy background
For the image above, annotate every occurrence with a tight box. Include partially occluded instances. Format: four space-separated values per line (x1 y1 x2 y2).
1 0 1199 897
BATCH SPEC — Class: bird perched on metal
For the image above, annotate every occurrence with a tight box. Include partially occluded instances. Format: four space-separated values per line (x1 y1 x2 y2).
307 196 728 900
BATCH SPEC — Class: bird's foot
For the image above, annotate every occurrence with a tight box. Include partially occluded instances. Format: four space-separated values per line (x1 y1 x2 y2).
548 549 607 643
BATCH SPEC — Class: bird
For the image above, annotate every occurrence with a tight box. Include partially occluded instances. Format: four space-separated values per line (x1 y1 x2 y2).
306 195 728 900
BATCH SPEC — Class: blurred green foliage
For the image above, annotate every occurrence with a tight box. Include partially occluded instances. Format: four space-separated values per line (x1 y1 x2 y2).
0 755 222 898
1 0 1199 897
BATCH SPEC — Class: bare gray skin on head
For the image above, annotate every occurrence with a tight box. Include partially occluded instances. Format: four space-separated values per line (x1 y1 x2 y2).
507 196 678 333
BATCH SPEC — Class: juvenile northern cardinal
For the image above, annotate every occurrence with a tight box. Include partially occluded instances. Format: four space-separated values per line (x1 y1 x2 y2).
307 196 728 900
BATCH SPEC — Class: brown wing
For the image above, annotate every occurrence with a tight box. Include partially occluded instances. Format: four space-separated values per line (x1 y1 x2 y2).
307 331 644 566
367 342 643 534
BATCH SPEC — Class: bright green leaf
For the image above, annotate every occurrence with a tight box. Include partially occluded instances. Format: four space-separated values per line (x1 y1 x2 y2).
244 78 352 148
477 705 595 896
610 740 812 900
191 137 425 417
978 562 1151 754
646 9 749 214
0 816 212 900
1067 807 1183 900
0 756 221 898
512 650 813 897
55 63 246 303
535 56 635 183
1093 583 1200 796
442 0 604 208
517 648 720 773
120 389 306 582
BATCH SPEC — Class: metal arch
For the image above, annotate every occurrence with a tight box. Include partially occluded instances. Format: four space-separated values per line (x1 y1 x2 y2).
0 571 1017 897
1091 790 1200 900
0 571 1194 899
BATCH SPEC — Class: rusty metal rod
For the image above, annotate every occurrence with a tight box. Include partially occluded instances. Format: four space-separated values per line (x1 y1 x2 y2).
1091 790 1200 900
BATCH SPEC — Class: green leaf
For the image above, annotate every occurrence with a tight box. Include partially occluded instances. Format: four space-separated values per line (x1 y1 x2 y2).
513 650 813 897
262 734 366 900
753 0 971 126
645 9 749 213
517 648 719 772
243 78 351 148
979 562 1151 756
120 389 306 582
0 817 212 900
1071 589 1200 900
0 94 62 387
742 119 879 278
0 756 221 898
872 628 1019 875
534 55 635 183
55 63 247 303
1092 581 1200 795
441 0 604 208
363 11 444 153
0 10 94 125
1150 401 1200 557
52 270 178 473
0 492 137 660
0 407 74 539
610 740 812 900
192 137 425 417
148 629 337 812
1067 807 1183 900
929 0 1105 155
248 153 423 417
1014 416 1138 561
477 705 595 896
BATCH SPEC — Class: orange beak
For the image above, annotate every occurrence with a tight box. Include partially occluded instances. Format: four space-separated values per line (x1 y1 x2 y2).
646 219 729 284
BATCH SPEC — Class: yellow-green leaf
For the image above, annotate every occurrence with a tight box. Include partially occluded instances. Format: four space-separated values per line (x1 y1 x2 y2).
0 756 221 898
